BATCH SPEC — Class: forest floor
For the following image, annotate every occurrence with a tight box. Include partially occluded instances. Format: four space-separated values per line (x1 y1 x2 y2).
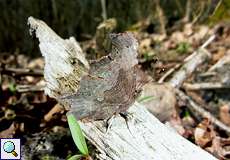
0 21 230 159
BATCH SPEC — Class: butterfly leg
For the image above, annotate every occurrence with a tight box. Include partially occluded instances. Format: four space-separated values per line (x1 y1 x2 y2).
104 115 116 133
119 112 134 136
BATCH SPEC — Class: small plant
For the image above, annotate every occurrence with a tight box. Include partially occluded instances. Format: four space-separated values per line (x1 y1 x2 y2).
143 52 155 61
176 42 190 54
67 113 90 160
8 82 17 94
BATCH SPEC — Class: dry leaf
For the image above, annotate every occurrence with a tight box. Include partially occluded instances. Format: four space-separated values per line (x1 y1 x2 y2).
220 104 230 126
194 119 215 148
167 114 186 136
139 83 176 122
0 123 18 138
139 38 152 54
28 57 45 69
183 23 193 36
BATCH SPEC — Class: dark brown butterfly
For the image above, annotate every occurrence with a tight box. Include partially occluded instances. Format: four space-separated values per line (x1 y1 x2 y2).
61 32 145 120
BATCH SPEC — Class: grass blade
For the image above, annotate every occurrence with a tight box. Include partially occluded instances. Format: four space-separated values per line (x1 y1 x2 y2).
67 113 89 155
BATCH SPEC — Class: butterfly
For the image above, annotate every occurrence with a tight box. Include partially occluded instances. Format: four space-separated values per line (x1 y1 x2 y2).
61 32 146 120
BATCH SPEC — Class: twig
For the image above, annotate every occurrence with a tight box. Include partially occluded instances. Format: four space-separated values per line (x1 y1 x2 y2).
176 89 230 134
44 104 64 122
161 32 229 133
208 51 230 72
155 0 166 35
183 0 191 22
100 0 107 21
0 67 43 77
183 82 230 90
184 35 216 62
16 84 44 92
201 35 216 49
158 63 181 83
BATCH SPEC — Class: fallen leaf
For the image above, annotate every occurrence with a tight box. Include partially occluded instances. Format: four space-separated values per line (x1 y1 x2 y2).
183 23 193 36
28 57 45 69
166 114 186 136
220 104 230 126
194 119 215 148
0 123 18 138
139 38 152 54
139 83 176 122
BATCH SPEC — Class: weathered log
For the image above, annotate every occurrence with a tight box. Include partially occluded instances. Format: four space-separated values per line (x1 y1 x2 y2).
28 17 217 160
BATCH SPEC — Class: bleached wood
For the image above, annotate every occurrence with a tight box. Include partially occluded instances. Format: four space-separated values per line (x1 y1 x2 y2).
28 16 89 98
80 102 216 160
28 17 217 160
183 82 230 90
168 48 211 88
208 52 230 72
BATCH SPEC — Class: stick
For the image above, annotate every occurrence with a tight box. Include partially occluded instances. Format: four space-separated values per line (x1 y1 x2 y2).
0 67 43 77
183 82 230 90
16 84 44 92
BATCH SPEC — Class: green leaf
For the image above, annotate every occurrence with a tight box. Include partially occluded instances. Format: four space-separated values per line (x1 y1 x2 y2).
176 42 190 54
184 110 191 117
67 154 83 160
137 95 155 103
8 83 16 94
67 113 89 155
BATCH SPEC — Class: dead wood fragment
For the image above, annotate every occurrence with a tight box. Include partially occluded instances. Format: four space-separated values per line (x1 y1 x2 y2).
28 16 89 98
16 84 44 92
183 82 230 90
80 103 216 160
44 103 64 122
95 18 117 56
0 67 43 77
139 83 176 122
